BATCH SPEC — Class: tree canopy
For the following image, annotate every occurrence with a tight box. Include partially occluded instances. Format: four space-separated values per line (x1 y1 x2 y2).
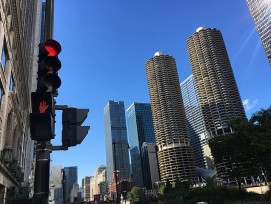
209 106 271 189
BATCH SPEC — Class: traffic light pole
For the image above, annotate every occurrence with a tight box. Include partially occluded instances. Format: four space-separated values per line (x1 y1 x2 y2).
45 0 54 41
33 0 54 204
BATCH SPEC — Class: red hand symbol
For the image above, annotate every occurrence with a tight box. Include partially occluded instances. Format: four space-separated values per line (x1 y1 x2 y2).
39 101 49 113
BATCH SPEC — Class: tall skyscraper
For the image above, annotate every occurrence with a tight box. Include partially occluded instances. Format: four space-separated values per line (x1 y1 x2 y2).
104 101 130 184
145 52 196 182
64 166 78 203
126 102 156 187
187 27 246 137
246 0 271 65
180 75 213 169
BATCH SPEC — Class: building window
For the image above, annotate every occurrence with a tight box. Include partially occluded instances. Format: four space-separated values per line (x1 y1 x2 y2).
1 39 8 71
9 73 14 91
0 80 4 108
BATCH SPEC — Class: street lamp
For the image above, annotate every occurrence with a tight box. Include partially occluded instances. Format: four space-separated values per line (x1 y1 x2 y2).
1 146 13 163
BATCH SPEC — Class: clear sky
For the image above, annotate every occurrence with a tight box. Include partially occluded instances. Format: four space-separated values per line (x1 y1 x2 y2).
50 0 271 184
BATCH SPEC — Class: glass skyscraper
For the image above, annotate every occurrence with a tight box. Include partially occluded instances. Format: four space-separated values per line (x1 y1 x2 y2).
180 75 212 169
145 52 196 182
104 101 130 184
246 0 271 65
126 102 156 188
64 166 78 202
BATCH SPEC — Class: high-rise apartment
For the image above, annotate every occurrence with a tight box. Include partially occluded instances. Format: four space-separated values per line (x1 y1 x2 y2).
64 166 78 203
126 102 156 188
187 27 246 137
104 101 130 184
187 27 246 181
180 75 213 169
246 0 271 65
145 52 196 182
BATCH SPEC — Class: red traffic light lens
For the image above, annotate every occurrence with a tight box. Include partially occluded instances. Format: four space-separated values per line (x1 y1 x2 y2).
44 39 62 56
45 45 58 56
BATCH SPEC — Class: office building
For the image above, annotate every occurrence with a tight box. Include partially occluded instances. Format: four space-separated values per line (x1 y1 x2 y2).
89 165 107 201
53 187 63 204
145 52 196 182
187 27 246 137
180 75 213 169
104 101 130 184
82 176 91 201
141 143 160 189
64 166 78 203
126 102 156 188
246 0 271 65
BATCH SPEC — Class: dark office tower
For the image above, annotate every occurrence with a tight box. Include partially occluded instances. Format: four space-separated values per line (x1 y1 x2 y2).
187 27 246 137
246 0 271 65
126 102 156 188
141 143 160 189
64 166 78 203
104 101 130 184
145 52 196 182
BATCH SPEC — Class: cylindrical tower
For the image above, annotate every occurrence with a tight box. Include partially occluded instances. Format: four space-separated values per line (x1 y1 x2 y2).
187 27 246 137
145 52 196 182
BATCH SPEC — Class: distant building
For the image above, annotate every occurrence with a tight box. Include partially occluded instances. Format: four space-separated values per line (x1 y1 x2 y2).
108 171 132 202
90 165 107 201
145 52 196 182
126 102 156 188
82 176 92 201
180 75 211 169
104 101 130 183
63 166 78 203
54 187 63 204
141 143 160 189
246 0 271 65
51 166 63 187
98 181 108 201
50 166 63 204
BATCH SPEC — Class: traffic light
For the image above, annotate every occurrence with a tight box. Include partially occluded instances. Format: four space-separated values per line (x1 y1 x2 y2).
62 108 90 147
37 39 62 95
30 92 55 141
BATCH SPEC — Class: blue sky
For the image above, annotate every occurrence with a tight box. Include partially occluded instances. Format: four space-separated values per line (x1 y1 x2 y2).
51 0 271 184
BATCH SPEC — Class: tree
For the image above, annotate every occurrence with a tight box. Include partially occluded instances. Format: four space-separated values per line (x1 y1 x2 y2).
127 187 145 203
209 126 255 190
209 106 271 189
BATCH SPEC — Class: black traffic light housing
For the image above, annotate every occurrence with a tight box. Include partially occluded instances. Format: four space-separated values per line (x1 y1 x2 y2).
30 92 55 141
37 39 62 95
62 108 90 147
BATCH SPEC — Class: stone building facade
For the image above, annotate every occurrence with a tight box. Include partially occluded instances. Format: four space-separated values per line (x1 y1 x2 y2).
0 0 41 203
